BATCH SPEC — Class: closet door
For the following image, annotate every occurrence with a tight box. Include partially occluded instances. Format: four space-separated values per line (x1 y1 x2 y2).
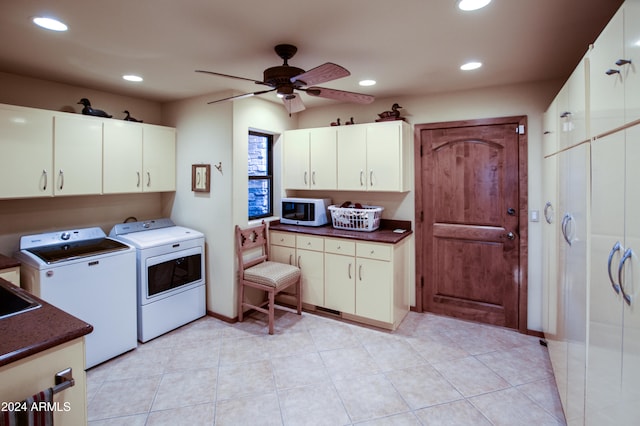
620 124 640 424
586 132 625 425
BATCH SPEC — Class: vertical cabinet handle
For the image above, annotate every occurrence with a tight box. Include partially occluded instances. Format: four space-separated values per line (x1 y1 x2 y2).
544 201 554 224
312 171 316 185
288 254 293 265
348 263 352 279
146 171 151 187
42 169 48 191
607 242 622 294
618 248 634 306
304 171 308 185
137 171 141 187
359 170 364 186
561 213 573 246
58 169 64 190
297 256 301 268
358 264 363 281
369 170 374 187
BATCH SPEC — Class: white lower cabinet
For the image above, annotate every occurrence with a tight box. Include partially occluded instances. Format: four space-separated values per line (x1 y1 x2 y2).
270 230 410 329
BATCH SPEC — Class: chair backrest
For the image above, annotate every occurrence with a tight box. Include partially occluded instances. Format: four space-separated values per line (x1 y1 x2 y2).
235 221 270 273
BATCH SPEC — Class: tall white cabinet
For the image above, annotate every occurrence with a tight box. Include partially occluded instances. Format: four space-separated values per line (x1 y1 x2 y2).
542 2 640 425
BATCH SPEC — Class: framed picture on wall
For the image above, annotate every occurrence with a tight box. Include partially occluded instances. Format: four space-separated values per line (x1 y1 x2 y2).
191 164 210 192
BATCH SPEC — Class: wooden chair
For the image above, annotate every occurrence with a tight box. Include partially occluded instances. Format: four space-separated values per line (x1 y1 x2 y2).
235 221 302 334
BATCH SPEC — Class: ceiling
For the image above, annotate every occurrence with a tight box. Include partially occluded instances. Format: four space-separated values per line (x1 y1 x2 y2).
0 0 624 109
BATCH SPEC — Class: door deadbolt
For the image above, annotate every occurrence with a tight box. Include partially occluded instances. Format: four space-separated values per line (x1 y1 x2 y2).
507 208 516 216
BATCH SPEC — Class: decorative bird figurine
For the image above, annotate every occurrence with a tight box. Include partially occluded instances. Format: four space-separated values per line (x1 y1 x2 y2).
376 103 403 121
345 117 354 125
77 98 112 118
330 118 341 126
123 110 143 122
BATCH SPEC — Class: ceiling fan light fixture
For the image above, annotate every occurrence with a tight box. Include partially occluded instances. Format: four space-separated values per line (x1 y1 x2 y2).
359 79 376 87
32 16 68 32
122 74 143 82
460 61 482 71
457 0 491 11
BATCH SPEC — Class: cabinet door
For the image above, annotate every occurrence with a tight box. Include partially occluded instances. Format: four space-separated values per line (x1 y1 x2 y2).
271 245 295 266
324 253 355 314
283 129 310 189
624 1 640 125
337 125 367 190
0 106 52 198
586 132 625 423
366 122 402 191
53 114 103 196
309 127 337 189
355 257 392 323
590 6 625 137
296 248 324 306
142 125 175 192
542 98 559 157
620 124 640 424
103 120 143 193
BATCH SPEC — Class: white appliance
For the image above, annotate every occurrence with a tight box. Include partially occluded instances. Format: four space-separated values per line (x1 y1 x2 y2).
109 218 206 342
15 227 137 368
280 197 331 226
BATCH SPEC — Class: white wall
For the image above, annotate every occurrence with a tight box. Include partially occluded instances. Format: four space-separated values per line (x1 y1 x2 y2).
298 79 562 331
162 93 297 319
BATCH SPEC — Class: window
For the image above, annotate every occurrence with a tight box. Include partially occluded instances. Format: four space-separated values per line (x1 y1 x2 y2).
248 131 273 219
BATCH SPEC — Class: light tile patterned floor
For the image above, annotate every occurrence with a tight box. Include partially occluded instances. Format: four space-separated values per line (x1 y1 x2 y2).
86 310 566 425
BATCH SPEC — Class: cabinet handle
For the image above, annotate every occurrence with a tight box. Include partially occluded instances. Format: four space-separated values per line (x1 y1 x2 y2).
312 171 316 185
606 69 621 76
304 171 308 185
607 241 622 294
42 169 48 191
146 171 151 187
348 263 352 279
288 254 293 265
618 248 634 306
615 59 631 66
360 170 364 186
58 169 64 190
297 256 301 268
544 202 554 224
369 170 374 187
137 171 141 187
358 264 363 281
561 213 573 246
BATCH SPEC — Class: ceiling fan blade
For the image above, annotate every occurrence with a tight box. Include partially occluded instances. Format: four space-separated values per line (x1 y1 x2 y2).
306 87 375 104
207 89 276 104
195 70 271 86
282 94 306 114
290 63 350 86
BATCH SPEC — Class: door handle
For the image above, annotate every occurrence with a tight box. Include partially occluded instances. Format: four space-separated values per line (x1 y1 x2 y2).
505 232 515 240
607 242 622 294
618 248 634 306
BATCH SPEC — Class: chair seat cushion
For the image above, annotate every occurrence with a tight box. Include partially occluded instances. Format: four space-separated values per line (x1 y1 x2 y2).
244 261 301 289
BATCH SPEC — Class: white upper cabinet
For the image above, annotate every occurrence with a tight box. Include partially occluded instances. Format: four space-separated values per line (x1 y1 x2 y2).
141 124 176 192
554 54 589 151
0 105 52 199
103 120 143 194
283 127 337 190
590 2 640 137
53 114 103 196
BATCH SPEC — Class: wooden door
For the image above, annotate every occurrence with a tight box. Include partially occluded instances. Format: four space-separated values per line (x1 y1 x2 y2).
416 117 526 330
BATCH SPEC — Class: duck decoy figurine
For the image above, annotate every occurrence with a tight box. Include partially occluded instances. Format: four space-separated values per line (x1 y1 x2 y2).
123 110 143 122
345 117 354 125
77 98 112 118
330 118 341 126
376 103 403 121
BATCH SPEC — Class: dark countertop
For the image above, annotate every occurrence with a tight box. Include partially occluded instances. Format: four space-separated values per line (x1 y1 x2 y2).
270 219 413 244
0 278 93 367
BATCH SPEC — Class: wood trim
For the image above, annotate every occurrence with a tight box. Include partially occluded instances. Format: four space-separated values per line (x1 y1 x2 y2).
206 310 237 324
413 115 529 333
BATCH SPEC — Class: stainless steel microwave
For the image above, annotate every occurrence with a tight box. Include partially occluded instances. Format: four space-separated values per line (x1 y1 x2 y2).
280 197 331 226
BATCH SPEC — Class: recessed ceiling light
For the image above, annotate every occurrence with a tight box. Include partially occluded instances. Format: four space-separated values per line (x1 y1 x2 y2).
32 17 68 32
460 61 482 71
122 75 143 82
359 79 376 87
457 0 491 11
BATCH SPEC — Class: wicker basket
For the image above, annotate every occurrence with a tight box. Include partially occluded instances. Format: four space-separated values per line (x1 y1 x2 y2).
328 205 384 232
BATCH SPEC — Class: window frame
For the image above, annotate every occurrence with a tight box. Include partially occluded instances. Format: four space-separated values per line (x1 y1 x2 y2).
248 131 274 220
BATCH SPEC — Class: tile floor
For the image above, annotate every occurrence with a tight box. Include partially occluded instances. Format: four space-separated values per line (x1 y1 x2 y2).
86 310 566 425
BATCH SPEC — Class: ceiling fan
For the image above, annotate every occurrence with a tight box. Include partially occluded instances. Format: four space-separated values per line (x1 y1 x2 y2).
196 44 375 114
